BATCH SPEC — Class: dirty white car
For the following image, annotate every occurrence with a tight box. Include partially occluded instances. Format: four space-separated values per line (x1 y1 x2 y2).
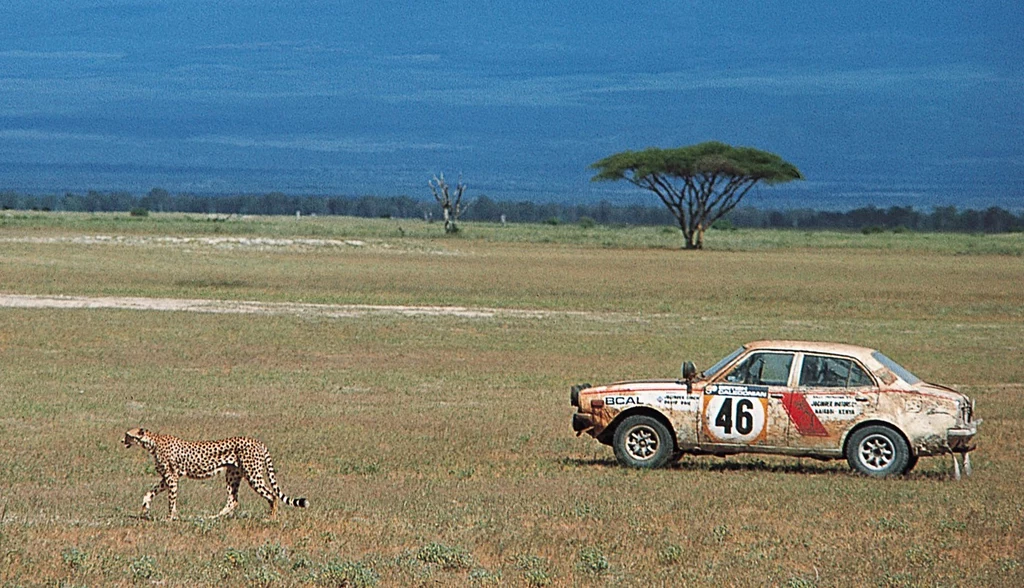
570 341 980 477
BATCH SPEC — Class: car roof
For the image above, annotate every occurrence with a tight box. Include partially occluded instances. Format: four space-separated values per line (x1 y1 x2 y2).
744 340 880 365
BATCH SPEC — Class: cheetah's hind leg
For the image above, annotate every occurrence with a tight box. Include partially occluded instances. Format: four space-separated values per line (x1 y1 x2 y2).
241 468 280 519
212 466 242 518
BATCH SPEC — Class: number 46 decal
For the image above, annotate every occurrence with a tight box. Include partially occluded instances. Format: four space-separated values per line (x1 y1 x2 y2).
703 395 768 443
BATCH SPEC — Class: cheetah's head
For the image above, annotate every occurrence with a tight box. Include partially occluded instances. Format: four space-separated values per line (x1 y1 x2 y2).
123 428 149 449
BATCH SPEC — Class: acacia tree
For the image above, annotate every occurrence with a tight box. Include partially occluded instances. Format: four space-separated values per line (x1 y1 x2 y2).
591 142 803 249
429 173 468 234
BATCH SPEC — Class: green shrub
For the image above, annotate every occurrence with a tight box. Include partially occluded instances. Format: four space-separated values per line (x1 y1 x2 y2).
523 568 553 587
468 566 502 584
61 547 89 573
416 542 473 570
222 548 247 569
514 554 553 587
657 543 684 565
874 516 910 533
246 565 281 588
256 541 287 564
129 555 160 581
785 576 818 588
576 547 609 574
316 559 379 587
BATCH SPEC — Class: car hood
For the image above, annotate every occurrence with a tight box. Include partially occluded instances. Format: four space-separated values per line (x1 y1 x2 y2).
914 382 968 403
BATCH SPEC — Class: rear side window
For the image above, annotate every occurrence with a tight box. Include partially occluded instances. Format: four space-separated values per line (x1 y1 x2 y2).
725 352 794 386
799 355 875 388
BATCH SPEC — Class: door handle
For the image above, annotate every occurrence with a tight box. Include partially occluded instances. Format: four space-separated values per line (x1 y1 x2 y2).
855 396 870 402
769 393 784 399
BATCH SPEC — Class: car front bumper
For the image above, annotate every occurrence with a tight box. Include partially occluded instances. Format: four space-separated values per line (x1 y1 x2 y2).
947 419 981 452
572 412 595 435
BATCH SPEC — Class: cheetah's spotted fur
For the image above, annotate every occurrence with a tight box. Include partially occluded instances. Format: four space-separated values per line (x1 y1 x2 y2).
123 428 308 520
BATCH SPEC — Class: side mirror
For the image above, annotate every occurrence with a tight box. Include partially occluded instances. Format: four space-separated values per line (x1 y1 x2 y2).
681 361 697 395
681 361 697 381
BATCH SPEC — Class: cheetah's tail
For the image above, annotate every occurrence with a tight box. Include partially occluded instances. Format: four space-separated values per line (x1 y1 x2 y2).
265 452 309 508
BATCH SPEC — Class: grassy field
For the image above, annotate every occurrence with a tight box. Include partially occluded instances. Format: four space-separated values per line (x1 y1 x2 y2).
1 212 1022 586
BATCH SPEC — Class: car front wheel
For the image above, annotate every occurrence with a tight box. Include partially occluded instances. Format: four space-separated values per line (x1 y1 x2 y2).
846 425 910 477
612 415 674 469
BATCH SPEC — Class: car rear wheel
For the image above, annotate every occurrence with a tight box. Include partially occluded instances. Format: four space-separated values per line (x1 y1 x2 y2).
613 415 673 469
846 425 910 477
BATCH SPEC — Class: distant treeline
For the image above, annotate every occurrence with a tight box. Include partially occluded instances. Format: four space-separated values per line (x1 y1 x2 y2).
725 205 1023 234
2 188 1022 233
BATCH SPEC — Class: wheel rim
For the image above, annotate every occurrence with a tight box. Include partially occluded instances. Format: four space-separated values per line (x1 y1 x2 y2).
858 433 896 471
625 425 660 461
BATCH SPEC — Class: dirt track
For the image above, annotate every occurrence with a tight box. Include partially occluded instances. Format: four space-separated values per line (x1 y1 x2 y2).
0 293 630 322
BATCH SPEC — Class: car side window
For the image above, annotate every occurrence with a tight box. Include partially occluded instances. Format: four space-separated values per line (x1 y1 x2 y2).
724 352 794 386
799 355 875 388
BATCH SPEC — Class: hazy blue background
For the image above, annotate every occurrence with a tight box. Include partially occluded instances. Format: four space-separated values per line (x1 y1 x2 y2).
1 1 1021 210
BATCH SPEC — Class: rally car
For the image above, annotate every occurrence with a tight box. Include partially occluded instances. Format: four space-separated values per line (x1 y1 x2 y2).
570 341 980 477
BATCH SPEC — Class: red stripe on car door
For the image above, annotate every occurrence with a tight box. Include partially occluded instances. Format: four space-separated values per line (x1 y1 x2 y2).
782 392 829 437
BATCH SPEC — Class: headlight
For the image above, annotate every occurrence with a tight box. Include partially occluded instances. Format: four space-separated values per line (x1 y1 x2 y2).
956 397 974 426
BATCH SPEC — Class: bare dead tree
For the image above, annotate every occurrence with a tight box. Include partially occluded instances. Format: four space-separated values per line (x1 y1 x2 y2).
429 173 467 234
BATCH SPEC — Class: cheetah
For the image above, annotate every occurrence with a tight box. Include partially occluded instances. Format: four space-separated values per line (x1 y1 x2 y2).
123 428 308 520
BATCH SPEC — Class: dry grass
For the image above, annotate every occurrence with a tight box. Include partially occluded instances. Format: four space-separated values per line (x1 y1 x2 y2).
1 214 1022 586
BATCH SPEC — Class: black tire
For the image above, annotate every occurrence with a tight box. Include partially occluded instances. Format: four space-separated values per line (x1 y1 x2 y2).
845 425 910 477
904 454 919 474
612 415 674 469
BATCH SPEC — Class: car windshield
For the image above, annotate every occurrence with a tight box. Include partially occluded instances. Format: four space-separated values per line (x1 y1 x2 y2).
871 351 922 385
702 346 745 379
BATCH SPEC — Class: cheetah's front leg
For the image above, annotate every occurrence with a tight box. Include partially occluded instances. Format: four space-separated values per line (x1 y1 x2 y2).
165 474 180 521
141 479 168 519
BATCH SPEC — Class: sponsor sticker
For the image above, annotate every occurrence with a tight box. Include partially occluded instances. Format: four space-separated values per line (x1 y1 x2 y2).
657 394 698 410
702 393 768 443
605 395 644 406
807 395 862 420
705 384 769 398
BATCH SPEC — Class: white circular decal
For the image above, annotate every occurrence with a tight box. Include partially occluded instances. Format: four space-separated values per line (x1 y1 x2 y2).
703 394 767 443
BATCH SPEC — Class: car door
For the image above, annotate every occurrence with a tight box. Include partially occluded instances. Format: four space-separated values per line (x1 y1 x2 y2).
700 351 794 447
786 353 878 450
